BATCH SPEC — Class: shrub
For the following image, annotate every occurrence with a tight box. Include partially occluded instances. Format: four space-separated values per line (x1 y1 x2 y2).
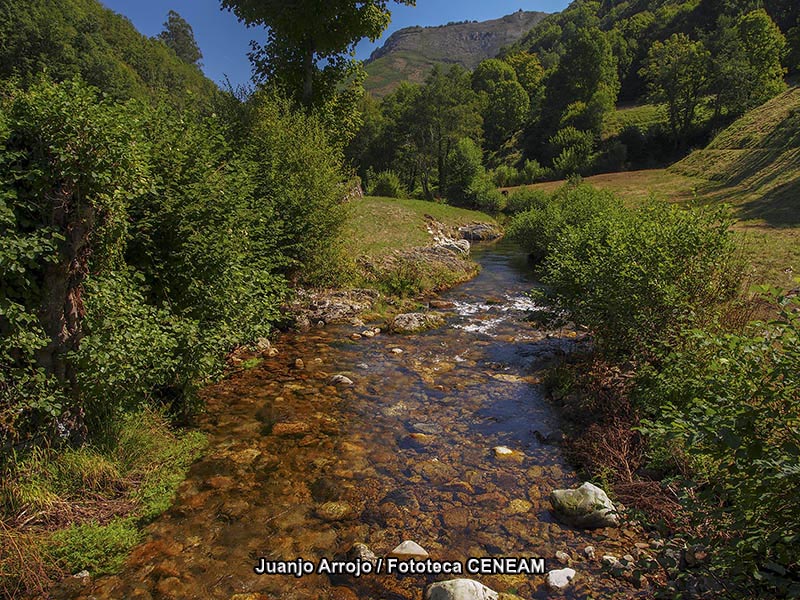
369 170 406 198
637 292 800 594
465 171 506 213
508 183 622 261
543 201 741 357
491 164 519 187
505 188 549 215
550 127 596 175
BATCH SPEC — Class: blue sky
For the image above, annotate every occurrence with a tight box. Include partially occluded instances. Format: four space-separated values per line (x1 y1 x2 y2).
100 1 570 87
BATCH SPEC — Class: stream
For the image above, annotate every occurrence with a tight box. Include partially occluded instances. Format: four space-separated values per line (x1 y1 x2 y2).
62 240 649 600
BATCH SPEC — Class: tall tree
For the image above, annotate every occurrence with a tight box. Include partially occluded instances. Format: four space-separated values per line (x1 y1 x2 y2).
157 10 203 66
642 34 710 146
220 0 414 107
710 10 787 119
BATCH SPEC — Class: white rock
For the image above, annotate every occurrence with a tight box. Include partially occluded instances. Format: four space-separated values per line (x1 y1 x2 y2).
584 545 596 560
546 568 576 591
425 578 498 600
390 540 429 559
73 570 90 579
391 348 404 355
329 374 353 386
549 482 619 528
493 446 513 456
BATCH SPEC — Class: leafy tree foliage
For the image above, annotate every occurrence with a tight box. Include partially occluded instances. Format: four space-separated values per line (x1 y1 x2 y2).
709 10 787 119
641 34 710 145
221 0 414 107
471 59 530 151
157 10 203 66
0 0 218 108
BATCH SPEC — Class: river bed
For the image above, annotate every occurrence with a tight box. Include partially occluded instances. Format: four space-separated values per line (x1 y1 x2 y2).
61 240 649 600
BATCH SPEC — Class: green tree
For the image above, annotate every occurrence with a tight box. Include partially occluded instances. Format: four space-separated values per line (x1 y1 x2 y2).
220 0 414 107
471 59 530 151
710 10 786 119
542 27 619 137
642 33 710 146
157 10 203 66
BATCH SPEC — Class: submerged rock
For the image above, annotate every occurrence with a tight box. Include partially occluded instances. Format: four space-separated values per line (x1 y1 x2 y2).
347 543 378 566
329 374 354 386
390 312 445 334
390 540 429 559
549 482 619 529
546 568 576 591
425 579 498 600
315 501 356 522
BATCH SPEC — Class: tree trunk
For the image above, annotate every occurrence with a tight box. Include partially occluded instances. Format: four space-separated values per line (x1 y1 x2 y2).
35 185 93 442
302 37 315 107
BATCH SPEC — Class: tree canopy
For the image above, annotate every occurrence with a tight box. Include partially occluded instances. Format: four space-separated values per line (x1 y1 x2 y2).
157 10 203 66
221 0 415 106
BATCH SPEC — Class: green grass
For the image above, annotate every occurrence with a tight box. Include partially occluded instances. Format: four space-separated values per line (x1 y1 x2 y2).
1 410 206 590
340 196 497 297
343 196 496 258
602 103 666 139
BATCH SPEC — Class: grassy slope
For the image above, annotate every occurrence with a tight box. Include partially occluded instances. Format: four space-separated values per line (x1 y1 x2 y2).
509 89 800 291
343 196 496 258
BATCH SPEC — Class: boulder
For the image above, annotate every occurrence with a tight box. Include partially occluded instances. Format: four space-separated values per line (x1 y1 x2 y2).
458 223 502 241
549 482 619 528
425 579 498 600
390 312 445 334
546 568 576 591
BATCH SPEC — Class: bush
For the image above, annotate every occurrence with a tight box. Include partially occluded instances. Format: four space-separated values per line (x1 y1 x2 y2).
369 170 405 198
543 201 741 357
637 292 800 594
491 164 519 187
465 171 506 213
505 188 549 215
508 183 622 261
550 127 596 176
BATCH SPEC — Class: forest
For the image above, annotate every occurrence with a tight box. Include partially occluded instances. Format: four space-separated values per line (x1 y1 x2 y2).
1 0 799 598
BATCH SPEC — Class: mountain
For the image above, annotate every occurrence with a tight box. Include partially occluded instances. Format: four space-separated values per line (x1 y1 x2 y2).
364 10 548 97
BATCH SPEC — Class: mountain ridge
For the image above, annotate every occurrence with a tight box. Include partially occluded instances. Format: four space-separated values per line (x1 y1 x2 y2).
364 10 548 97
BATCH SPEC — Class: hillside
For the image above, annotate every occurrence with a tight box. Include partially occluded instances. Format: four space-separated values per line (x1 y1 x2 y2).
0 0 219 107
512 87 800 290
364 10 547 97
671 87 800 226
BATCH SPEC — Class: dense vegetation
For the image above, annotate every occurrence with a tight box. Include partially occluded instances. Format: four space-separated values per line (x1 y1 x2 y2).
509 184 799 596
351 0 796 202
0 0 355 592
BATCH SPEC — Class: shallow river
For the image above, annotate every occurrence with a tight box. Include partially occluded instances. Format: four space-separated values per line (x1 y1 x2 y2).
63 240 648 600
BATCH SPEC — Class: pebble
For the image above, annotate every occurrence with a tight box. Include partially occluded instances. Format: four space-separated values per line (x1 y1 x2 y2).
583 546 596 560
351 333 362 340
329 375 354 386
391 348 404 354
361 330 375 338
555 550 571 564
294 358 305 369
